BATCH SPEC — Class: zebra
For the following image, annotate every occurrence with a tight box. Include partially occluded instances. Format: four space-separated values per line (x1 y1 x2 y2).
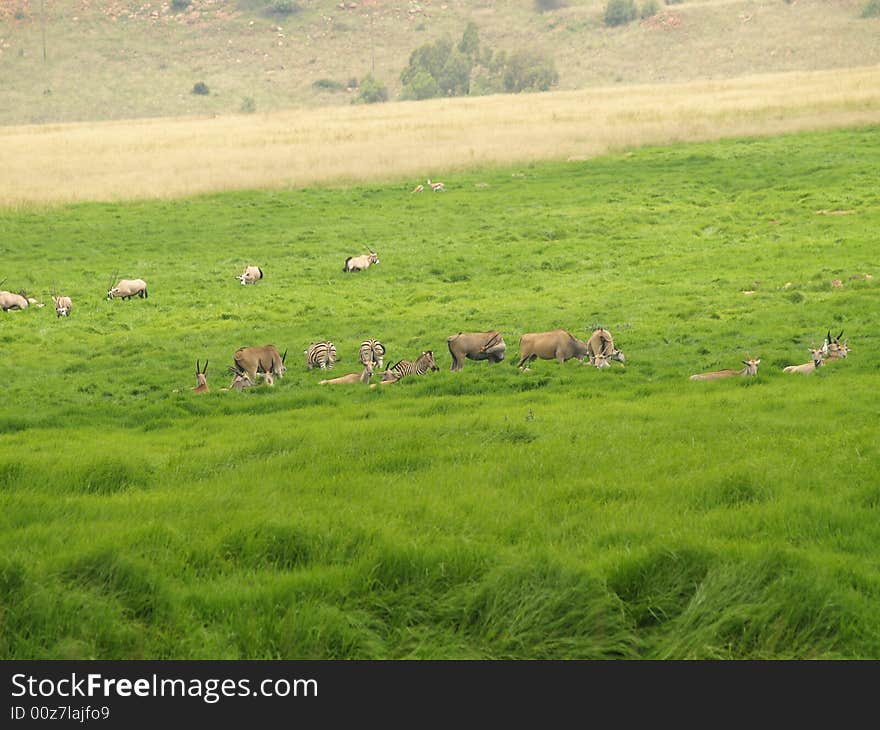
380 350 439 384
359 338 386 370
305 341 337 370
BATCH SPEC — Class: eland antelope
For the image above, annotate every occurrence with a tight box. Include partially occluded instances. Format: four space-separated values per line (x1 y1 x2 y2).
783 346 824 375
517 329 590 370
690 356 761 381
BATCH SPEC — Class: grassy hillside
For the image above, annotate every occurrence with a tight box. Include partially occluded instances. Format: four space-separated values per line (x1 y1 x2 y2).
1 0 878 125
0 125 878 659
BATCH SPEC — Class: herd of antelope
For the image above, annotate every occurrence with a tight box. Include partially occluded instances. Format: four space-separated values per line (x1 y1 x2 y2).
2 261 852 396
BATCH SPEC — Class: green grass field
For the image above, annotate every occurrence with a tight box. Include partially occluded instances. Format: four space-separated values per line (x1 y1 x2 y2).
1 125 878 659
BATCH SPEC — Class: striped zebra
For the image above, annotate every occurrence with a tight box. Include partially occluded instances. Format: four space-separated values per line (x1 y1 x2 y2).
381 350 439 383
305 341 337 370
359 338 386 370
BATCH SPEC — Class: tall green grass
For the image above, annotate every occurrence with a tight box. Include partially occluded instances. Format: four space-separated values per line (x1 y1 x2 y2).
1 126 878 659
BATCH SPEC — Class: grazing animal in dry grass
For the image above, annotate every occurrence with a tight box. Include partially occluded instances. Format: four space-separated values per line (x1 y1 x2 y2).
690 356 761 381
320 362 374 385
107 278 148 300
587 328 626 366
447 330 507 371
233 345 287 383
343 251 379 272
380 351 439 384
52 295 72 317
193 360 209 394
517 329 590 370
0 290 43 311
237 265 263 285
783 347 824 375
305 341 337 370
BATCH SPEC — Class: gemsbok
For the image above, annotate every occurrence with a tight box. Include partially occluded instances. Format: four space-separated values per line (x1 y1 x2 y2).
343 251 380 273
237 265 264 285
319 362 374 385
783 347 824 375
690 356 761 381
193 360 209 394
107 277 148 300
587 328 626 366
0 290 43 311
52 295 73 317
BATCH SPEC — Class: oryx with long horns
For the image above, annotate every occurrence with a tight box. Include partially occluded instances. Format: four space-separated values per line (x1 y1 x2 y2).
193 360 209 394
343 248 379 272
107 271 148 301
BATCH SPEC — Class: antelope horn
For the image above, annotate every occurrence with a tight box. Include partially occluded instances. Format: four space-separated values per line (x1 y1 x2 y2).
281 349 288 363
196 359 200 375
202 360 209 374
837 330 844 341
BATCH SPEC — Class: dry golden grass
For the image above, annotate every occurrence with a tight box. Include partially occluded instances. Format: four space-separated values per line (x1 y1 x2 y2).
3 64 879 206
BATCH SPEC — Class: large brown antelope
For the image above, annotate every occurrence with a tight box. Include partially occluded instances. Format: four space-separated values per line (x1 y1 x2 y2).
233 345 287 383
0 290 43 311
517 329 590 370
690 356 761 381
193 360 209 394
52 295 73 317
237 265 263 285
343 250 379 272
107 277 148 300
319 362 374 385
448 330 507 371
587 328 625 366
783 346 824 375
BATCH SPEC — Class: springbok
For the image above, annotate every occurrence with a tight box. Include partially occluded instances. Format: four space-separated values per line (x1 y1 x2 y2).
690 356 761 381
783 346 824 375
193 360 209 394
319 362 374 385
427 179 445 192
411 184 424 193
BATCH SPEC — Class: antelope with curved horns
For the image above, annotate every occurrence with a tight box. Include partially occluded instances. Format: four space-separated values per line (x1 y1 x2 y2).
783 345 824 375
193 360 209 394
690 354 761 381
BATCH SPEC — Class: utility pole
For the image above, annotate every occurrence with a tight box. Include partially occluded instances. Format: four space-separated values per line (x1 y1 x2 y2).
41 0 47 62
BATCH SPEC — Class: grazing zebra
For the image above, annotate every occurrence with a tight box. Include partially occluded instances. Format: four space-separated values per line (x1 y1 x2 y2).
305 341 337 370
359 338 386 370
381 350 439 384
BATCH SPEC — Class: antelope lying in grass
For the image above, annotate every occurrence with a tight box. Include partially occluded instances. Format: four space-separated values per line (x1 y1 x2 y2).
822 330 850 361
690 355 761 381
319 362 374 385
192 360 209 394
783 346 824 375
0 290 43 311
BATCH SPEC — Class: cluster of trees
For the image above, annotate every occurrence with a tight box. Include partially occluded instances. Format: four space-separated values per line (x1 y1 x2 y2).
398 22 559 101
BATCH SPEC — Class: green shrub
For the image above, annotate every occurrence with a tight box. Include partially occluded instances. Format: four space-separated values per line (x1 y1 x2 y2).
191 81 210 96
268 0 300 15
641 0 660 18
353 74 388 104
312 78 345 92
401 69 441 101
502 50 559 93
171 0 191 10
534 0 567 11
862 0 880 18
240 96 256 113
604 0 638 26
